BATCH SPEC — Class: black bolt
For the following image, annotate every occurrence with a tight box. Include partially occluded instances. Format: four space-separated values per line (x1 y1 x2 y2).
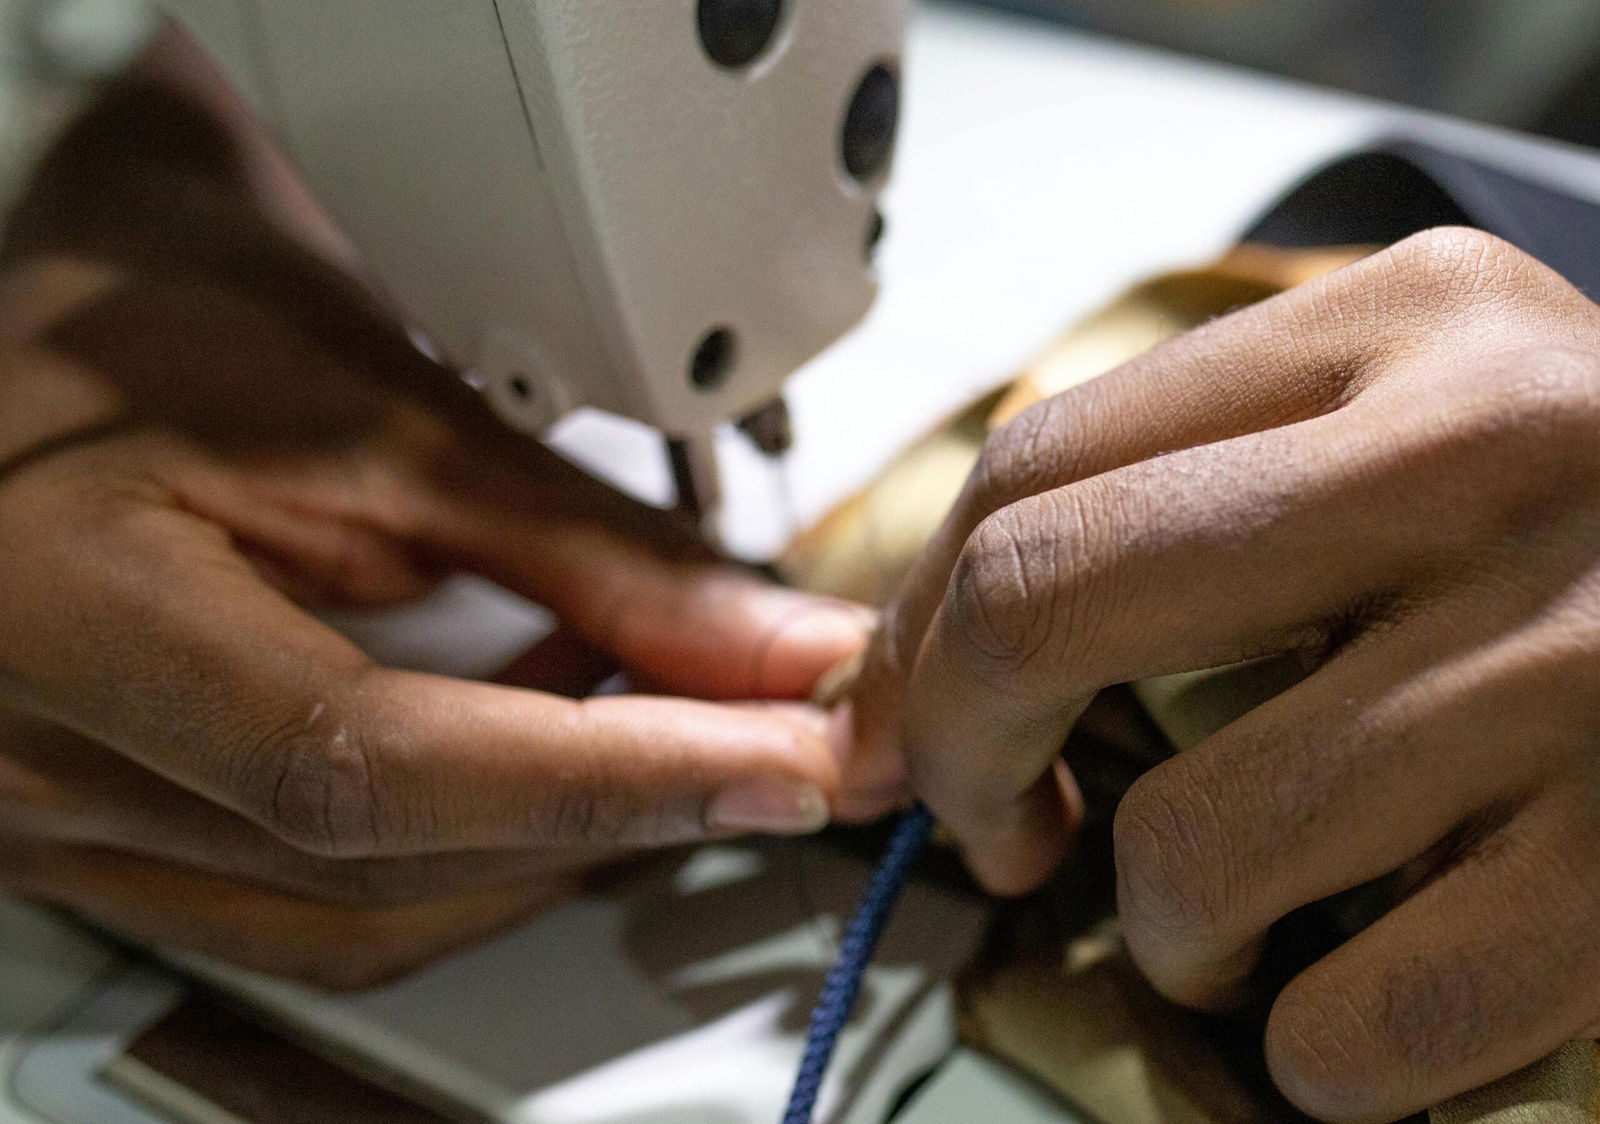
690 328 737 391
737 398 793 455
866 209 887 259
841 63 899 183
697 0 784 70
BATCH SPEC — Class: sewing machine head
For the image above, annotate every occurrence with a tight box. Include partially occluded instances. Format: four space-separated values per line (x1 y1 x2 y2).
155 0 910 532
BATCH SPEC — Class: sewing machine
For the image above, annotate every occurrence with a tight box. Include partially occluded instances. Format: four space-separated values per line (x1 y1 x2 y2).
151 0 908 543
11 4 1600 1123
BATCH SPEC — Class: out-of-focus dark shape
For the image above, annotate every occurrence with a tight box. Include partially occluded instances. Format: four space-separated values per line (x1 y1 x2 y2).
962 0 1600 147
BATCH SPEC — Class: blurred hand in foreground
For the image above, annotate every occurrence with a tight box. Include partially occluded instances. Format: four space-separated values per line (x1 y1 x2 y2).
0 71 872 990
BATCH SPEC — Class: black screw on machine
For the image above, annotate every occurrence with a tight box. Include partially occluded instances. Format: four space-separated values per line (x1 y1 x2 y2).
697 0 784 70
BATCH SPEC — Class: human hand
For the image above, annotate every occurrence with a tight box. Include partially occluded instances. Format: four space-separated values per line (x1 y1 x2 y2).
0 82 867 989
852 227 1600 1120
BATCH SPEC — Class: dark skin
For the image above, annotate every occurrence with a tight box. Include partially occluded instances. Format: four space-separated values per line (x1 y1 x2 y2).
853 227 1600 1120
12 25 1597 1124
0 52 889 990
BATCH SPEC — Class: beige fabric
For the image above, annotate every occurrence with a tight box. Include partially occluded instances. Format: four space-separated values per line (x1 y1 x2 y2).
779 390 999 605
1431 1044 1600 1124
960 921 1274 1124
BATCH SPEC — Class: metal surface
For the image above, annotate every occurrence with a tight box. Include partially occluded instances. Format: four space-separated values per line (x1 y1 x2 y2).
667 434 725 547
894 1050 1087 1124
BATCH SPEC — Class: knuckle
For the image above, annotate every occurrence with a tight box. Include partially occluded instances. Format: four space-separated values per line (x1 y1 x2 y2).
969 397 1079 512
1483 346 1600 437
1440 347 1600 481
539 775 657 846
948 508 1064 675
1266 975 1393 1124
233 703 387 860
1372 346 1600 527
1383 226 1535 309
1113 768 1233 945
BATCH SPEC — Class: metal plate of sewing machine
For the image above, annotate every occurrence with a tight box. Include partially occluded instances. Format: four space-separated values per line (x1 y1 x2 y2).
1 837 987 1124
896 1050 1089 1124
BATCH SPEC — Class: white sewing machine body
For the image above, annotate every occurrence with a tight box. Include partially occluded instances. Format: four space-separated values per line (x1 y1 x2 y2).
154 0 906 461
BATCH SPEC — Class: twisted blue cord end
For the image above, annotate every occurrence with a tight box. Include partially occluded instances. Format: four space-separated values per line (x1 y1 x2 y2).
781 804 936 1124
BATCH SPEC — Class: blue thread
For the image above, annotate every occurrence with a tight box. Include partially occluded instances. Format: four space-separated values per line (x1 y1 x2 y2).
782 804 935 1124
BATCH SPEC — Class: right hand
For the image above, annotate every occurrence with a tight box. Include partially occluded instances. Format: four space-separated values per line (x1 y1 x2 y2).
0 78 870 990
849 226 1600 1120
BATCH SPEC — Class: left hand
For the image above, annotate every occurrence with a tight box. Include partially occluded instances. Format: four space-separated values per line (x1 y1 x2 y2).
851 227 1600 1122
0 75 872 990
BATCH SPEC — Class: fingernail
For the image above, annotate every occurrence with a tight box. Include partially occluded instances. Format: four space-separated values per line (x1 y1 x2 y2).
776 601 876 651
813 653 866 708
707 778 831 836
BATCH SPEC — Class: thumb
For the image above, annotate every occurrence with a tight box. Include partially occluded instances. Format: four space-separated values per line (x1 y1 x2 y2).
2 451 843 859
330 672 842 854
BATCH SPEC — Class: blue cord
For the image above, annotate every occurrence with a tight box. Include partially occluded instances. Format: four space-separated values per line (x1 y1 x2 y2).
782 804 936 1124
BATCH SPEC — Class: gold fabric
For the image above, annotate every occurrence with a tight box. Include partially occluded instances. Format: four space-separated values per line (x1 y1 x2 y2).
1433 1044 1600 1124
959 923 1276 1124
